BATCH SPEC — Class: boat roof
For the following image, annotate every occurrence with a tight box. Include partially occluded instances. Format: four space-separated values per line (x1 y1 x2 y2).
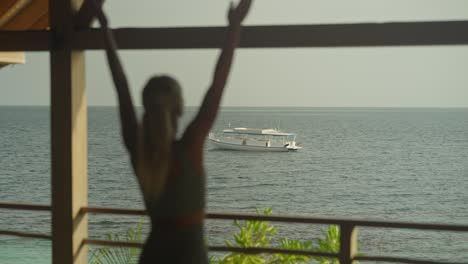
223 127 297 136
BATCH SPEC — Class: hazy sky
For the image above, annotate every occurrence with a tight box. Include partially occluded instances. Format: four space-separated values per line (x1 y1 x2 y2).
1 0 468 107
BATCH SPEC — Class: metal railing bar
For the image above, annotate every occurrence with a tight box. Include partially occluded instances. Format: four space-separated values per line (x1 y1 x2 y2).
0 235 463 264
0 202 51 211
84 239 338 258
209 246 338 258
0 230 51 240
2 204 467 233
82 207 146 216
0 230 465 263
84 207 468 232
208 213 468 232
355 255 468 264
84 239 143 248
81 239 468 264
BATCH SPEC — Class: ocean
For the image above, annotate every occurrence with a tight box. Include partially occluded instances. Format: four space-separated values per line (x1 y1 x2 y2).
1 106 467 263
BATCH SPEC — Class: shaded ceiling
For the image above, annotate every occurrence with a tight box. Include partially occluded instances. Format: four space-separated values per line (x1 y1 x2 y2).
0 0 49 67
0 0 49 30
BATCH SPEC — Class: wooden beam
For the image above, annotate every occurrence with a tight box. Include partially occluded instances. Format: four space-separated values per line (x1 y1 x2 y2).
0 30 49 51
73 21 468 50
50 0 87 264
1 20 468 52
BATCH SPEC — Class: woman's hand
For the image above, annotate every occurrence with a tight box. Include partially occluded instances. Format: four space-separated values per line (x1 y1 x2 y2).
228 0 252 26
88 0 108 27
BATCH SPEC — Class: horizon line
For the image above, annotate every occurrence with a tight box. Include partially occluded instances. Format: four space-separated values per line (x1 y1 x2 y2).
1 105 468 109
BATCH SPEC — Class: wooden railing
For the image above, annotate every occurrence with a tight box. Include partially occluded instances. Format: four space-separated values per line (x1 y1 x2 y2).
1 202 468 264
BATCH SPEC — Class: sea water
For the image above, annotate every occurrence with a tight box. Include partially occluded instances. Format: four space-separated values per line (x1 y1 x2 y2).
1 106 467 263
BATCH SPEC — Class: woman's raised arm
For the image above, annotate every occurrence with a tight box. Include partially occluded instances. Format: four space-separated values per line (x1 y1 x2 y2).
91 1 138 157
184 0 252 146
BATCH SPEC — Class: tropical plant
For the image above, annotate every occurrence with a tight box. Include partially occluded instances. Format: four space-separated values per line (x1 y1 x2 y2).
211 208 278 264
276 238 315 263
89 219 144 264
311 225 340 264
90 209 358 264
210 208 346 264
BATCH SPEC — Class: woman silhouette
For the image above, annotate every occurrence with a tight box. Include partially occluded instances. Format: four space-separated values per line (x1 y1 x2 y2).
90 0 252 263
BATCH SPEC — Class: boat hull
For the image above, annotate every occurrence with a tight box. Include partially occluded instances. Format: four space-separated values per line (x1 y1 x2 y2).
209 138 298 152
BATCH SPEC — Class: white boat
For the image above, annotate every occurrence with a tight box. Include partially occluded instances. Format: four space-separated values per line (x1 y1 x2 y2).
208 127 302 152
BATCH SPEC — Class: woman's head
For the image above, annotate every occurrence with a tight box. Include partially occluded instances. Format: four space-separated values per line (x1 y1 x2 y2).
142 75 183 137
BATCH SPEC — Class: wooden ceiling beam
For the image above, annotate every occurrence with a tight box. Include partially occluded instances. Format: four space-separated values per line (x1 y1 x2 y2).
73 21 468 49
0 30 49 51
1 21 468 52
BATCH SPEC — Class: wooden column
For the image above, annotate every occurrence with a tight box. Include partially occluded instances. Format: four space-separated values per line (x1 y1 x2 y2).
50 0 87 263
339 224 358 264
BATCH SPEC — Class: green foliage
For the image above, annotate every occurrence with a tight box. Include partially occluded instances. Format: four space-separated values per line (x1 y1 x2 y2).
211 208 350 264
311 225 340 264
89 219 144 264
211 208 277 264
276 238 314 263
229 208 277 248
90 209 360 264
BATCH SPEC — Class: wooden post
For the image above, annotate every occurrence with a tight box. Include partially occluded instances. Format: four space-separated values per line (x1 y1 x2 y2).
339 224 358 264
50 0 87 263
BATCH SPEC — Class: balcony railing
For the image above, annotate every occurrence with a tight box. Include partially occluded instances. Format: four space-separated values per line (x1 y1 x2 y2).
1 202 467 264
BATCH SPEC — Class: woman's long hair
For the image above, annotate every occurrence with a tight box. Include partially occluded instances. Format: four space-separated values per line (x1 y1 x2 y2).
139 76 182 206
